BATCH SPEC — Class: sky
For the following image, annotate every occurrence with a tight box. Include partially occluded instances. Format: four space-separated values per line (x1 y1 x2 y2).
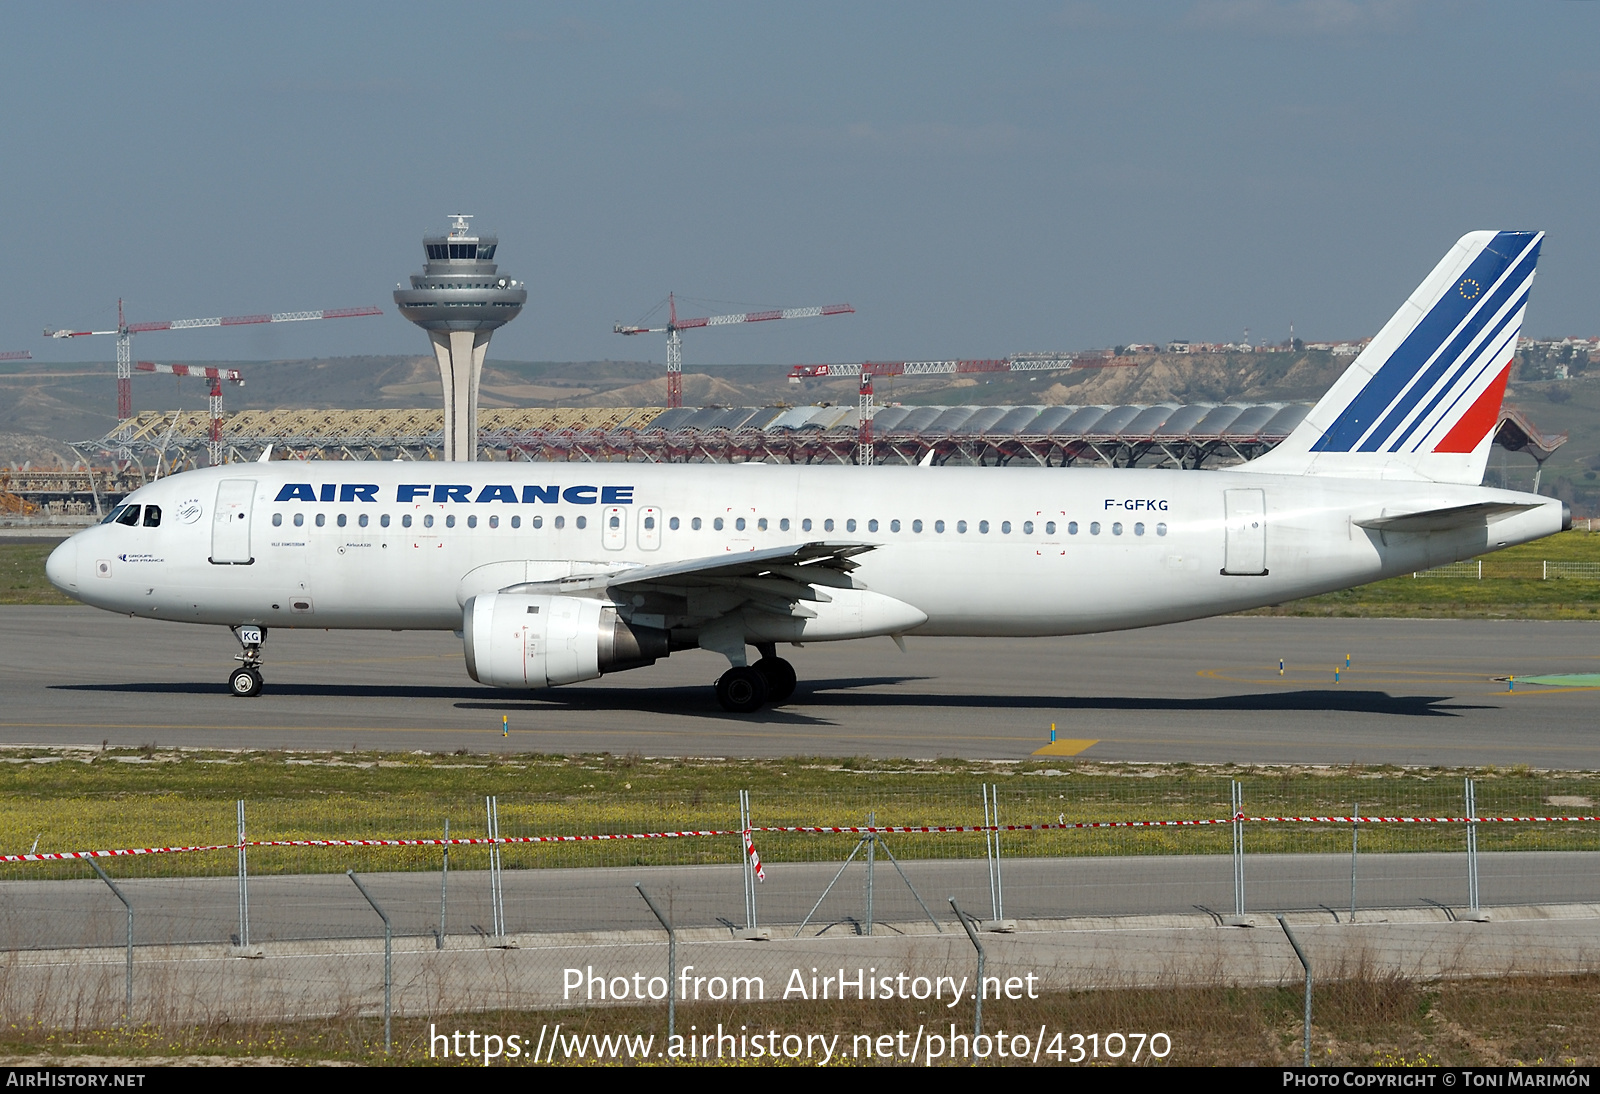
2 1 1597 371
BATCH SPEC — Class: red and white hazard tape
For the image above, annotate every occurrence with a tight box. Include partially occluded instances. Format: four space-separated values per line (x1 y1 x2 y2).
3 814 1595 865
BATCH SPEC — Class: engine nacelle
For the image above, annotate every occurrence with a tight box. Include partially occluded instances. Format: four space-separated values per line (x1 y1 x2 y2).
463 593 670 689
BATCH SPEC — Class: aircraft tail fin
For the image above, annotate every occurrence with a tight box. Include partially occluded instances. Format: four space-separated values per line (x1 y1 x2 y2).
1239 231 1542 484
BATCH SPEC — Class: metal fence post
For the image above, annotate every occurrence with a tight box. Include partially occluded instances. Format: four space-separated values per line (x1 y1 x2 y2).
1277 915 1312 1067
636 885 675 1041
1465 778 1480 914
1232 780 1245 917
347 870 392 1056
437 817 449 950
89 861 132 1018
950 898 985 1036
486 796 505 940
864 810 875 937
1349 803 1359 923
983 785 1004 923
739 790 756 931
236 800 249 948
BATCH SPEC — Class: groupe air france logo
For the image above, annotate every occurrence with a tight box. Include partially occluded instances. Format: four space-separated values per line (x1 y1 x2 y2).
1458 277 1482 301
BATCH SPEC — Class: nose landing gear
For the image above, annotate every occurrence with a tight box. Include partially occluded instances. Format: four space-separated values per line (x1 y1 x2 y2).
229 624 266 698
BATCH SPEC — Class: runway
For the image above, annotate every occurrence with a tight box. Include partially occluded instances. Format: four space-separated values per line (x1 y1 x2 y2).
2 607 1597 766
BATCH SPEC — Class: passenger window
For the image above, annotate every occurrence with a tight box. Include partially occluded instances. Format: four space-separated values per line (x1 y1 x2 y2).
555 516 566 529
714 517 725 531
868 519 878 533
802 518 812 532
337 513 347 528
1112 522 1123 535
1157 522 1168 536
294 513 305 527
514 516 525 529
935 520 945 533
101 505 128 525
315 513 326 528
889 519 899 533
445 514 456 529
643 516 654 530
402 514 412 528
1043 521 1053 535
575 516 586 530
1067 521 1077 535
1134 522 1145 536
669 516 679 530
381 514 391 528
142 505 161 528
824 519 835 532
913 519 923 533
1090 522 1100 535
1001 521 1011 534
488 515 497 529
467 515 477 529
780 518 789 531
957 520 967 534
272 512 283 527
423 515 434 529
692 517 702 530
735 517 745 531
358 514 369 528
1022 521 1032 535
847 518 858 533
978 521 989 534
757 517 767 531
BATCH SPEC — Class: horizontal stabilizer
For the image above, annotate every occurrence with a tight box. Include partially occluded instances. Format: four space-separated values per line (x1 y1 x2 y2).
1353 501 1540 534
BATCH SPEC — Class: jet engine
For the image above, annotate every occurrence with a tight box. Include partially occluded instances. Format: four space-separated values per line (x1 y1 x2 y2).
463 592 669 689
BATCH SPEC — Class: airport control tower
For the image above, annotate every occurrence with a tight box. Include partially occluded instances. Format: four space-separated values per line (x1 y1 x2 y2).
394 215 527 461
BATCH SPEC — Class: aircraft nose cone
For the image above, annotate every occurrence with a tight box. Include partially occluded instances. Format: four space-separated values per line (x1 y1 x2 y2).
45 537 78 592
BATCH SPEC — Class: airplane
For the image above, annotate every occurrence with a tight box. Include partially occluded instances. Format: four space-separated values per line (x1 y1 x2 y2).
45 230 1566 713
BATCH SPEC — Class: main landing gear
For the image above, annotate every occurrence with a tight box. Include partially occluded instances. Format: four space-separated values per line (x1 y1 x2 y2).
714 644 797 714
229 624 266 698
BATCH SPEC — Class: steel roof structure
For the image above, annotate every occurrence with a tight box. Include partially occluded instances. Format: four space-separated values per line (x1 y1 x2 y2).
72 402 1566 484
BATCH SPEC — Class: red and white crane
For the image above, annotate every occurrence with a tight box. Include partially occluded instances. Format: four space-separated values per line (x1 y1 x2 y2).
136 362 245 468
45 299 381 421
616 293 854 408
0 351 31 362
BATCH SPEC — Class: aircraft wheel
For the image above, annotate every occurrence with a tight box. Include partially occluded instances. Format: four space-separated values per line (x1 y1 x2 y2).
229 667 263 698
715 666 769 714
754 657 797 704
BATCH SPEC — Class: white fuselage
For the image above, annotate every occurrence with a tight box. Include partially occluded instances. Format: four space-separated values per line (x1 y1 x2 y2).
46 461 1564 639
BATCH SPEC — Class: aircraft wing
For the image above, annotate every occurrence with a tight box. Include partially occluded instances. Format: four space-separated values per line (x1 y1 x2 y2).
1353 501 1542 534
501 540 876 598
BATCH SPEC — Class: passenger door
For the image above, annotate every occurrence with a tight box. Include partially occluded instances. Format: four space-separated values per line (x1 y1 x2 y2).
1222 488 1267 575
210 480 256 565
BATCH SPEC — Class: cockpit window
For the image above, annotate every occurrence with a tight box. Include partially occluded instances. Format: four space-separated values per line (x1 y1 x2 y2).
115 505 141 527
142 505 161 528
100 505 128 525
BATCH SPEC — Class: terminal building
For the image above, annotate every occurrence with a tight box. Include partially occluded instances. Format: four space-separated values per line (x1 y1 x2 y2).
23 400 1562 514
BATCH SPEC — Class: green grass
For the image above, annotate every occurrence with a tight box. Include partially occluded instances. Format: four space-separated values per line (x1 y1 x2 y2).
0 544 73 605
0 750 1595 880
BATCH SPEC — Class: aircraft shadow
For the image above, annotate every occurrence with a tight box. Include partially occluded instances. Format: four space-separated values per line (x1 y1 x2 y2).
53 680 1491 720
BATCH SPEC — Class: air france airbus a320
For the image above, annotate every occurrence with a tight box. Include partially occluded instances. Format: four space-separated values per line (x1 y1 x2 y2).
46 231 1567 713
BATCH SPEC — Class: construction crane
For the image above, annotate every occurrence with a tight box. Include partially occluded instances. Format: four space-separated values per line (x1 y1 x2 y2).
616 293 854 409
0 351 31 362
45 299 382 421
136 362 245 467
